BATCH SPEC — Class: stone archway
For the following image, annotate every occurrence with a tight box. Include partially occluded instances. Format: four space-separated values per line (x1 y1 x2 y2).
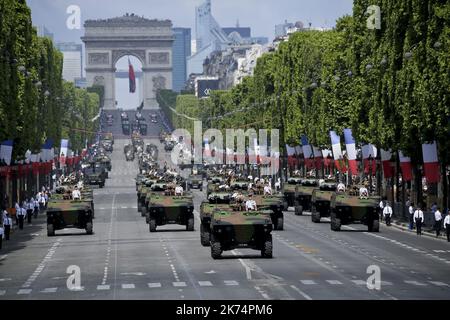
82 14 174 109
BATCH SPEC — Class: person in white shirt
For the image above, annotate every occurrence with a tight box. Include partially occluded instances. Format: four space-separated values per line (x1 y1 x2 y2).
408 203 415 230
0 223 3 249
33 198 39 218
175 185 183 196
72 187 81 200
434 207 442 238
274 178 281 191
383 202 393 226
263 185 272 196
27 199 34 224
337 183 346 193
245 194 257 211
3 212 11 240
413 207 424 236
39 194 46 210
17 206 26 230
443 210 450 242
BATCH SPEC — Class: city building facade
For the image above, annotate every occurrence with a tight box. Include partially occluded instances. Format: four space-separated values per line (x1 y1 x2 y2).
55 42 83 83
172 28 191 92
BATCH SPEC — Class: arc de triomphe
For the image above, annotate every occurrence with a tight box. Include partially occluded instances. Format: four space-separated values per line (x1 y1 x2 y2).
82 14 174 109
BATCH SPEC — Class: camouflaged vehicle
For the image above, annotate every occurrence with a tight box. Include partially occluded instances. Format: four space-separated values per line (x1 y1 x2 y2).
311 182 336 223
46 197 94 236
282 177 303 207
137 179 159 214
294 179 319 215
122 120 130 135
103 133 114 145
97 156 112 171
251 192 285 231
187 174 203 191
330 189 380 232
209 207 273 259
199 191 233 246
135 174 146 191
147 187 194 232
83 167 106 188
141 181 166 219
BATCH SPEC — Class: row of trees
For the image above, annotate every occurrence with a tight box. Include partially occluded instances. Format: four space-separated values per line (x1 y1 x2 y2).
159 0 449 208
0 0 101 161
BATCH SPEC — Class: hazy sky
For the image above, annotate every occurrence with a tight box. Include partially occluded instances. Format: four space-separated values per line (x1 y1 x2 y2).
27 0 353 109
27 0 353 43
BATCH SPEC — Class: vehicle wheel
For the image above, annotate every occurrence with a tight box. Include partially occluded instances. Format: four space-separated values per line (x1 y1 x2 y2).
371 219 380 232
295 205 303 216
100 183 105 188
149 219 157 232
311 211 321 223
141 206 147 217
200 187 203 192
211 241 222 259
261 235 273 258
276 217 284 230
47 224 55 237
200 224 210 247
331 214 341 231
137 201 142 212
186 217 194 231
86 222 93 235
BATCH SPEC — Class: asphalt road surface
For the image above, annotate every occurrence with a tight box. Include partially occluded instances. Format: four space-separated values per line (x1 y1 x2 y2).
1 110 449 300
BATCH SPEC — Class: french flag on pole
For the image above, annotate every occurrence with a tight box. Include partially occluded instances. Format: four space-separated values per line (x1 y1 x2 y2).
343 129 358 175
301 135 314 169
329 131 345 172
422 141 440 183
60 139 69 166
399 151 412 181
380 149 394 178
0 140 14 165
129 57 136 93
362 144 377 175
312 146 323 169
286 144 296 168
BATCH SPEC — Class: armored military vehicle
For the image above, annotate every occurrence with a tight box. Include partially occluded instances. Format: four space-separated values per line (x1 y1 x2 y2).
125 150 135 161
122 120 130 135
139 122 148 136
294 179 319 215
147 186 194 232
199 190 233 246
330 188 380 232
311 181 337 223
187 174 203 191
251 192 285 230
83 167 106 188
282 177 303 207
209 207 273 259
97 155 112 171
164 140 175 152
46 195 94 236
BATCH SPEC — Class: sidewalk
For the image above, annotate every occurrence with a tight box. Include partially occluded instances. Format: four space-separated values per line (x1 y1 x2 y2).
382 217 449 242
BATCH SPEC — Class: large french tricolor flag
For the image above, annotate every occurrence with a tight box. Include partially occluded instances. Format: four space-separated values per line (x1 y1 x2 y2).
321 149 333 169
380 149 394 178
362 144 377 175
41 139 53 162
330 131 345 172
343 129 358 175
422 141 440 183
0 140 13 165
129 58 136 93
301 135 314 169
286 144 296 168
60 139 69 166
399 151 412 181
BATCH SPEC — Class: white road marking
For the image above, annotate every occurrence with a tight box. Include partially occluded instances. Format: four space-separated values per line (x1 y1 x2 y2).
41 288 57 293
351 280 367 285
0 278 12 282
290 285 313 300
120 272 146 276
433 250 445 253
173 281 187 287
97 285 110 290
205 270 216 274
232 250 252 280
381 281 393 286
404 280 427 286
224 280 239 286
429 281 449 287
17 289 32 295
326 280 343 285
198 281 213 287
148 283 162 288
300 280 316 285
122 284 135 289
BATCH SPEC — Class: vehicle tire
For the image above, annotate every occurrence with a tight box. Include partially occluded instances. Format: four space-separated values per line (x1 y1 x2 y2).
200 187 203 192
211 241 222 259
47 224 55 237
331 214 341 231
311 211 321 223
295 205 303 216
200 224 210 247
186 217 194 231
141 206 147 217
371 219 380 232
86 222 93 235
276 217 284 230
261 235 273 258
149 219 157 232
137 201 142 212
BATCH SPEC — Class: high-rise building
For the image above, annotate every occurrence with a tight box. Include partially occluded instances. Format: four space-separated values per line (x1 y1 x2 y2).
56 42 83 83
35 25 54 41
172 28 191 92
